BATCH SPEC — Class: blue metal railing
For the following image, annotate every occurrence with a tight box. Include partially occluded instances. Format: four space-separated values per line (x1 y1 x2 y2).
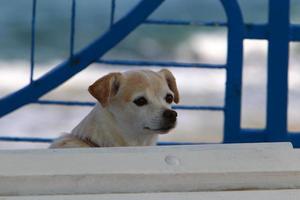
97 59 226 69
0 0 300 147
69 0 76 60
110 0 116 28
35 100 224 111
29 0 37 83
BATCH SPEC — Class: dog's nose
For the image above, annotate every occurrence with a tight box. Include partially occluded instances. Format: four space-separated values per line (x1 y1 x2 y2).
163 109 177 122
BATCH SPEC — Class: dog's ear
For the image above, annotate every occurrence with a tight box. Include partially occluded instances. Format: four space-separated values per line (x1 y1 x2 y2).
159 69 180 104
88 72 122 107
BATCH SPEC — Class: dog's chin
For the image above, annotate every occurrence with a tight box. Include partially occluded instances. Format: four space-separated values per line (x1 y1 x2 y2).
144 125 175 134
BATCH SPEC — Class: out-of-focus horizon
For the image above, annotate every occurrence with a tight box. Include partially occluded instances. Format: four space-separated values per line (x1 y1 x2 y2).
0 0 300 149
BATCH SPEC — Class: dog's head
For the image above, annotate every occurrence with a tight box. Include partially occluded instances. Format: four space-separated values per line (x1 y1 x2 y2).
88 69 179 135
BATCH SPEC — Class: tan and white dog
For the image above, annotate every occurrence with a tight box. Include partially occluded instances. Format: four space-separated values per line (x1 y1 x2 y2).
50 69 179 148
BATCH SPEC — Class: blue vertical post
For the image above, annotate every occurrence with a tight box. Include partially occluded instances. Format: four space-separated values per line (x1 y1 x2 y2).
30 0 37 83
266 0 290 141
222 0 244 143
70 0 76 60
110 0 116 29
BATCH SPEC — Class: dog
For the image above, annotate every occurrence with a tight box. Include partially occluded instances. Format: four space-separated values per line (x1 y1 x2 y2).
50 69 179 148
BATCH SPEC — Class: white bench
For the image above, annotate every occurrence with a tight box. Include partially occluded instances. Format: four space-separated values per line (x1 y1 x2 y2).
0 143 300 199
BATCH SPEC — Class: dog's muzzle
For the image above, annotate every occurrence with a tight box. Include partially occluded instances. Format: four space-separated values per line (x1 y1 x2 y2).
144 109 177 133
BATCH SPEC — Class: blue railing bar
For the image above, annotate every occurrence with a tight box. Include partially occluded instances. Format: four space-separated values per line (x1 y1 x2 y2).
97 59 226 69
110 0 116 28
290 25 300 41
0 136 53 143
287 133 300 148
157 142 209 145
0 0 164 118
70 0 76 59
222 0 244 143
30 0 37 83
35 100 224 111
0 136 205 145
244 24 268 39
36 100 95 107
144 19 227 27
244 23 300 41
173 105 224 111
288 132 300 135
266 0 289 142
241 128 266 135
144 20 272 40
234 129 267 142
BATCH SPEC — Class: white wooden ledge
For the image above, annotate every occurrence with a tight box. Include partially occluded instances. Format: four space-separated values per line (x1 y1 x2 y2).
1 190 300 200
0 142 300 199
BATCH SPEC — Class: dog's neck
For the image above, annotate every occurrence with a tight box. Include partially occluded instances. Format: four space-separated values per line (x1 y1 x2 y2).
71 103 158 147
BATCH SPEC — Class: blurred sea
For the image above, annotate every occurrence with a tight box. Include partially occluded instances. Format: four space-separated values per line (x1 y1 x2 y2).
0 0 300 149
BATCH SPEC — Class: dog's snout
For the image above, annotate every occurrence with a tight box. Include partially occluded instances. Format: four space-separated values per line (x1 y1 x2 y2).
163 109 177 122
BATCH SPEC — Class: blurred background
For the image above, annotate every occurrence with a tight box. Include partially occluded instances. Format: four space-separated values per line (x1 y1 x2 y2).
0 0 299 149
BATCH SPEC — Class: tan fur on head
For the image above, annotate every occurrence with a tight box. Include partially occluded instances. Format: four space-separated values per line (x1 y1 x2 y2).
88 72 122 107
159 69 180 103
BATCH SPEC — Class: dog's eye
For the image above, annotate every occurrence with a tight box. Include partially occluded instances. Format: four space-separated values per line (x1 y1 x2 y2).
133 97 148 106
165 94 173 104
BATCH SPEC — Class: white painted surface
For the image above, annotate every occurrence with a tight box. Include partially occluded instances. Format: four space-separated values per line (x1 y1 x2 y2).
1 190 300 200
0 143 300 196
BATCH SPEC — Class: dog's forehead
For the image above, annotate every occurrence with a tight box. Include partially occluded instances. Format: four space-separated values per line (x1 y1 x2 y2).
124 70 163 84
120 70 168 100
